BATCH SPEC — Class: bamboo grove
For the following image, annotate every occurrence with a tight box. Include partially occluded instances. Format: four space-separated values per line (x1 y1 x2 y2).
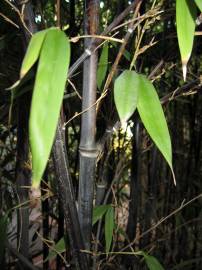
0 0 202 269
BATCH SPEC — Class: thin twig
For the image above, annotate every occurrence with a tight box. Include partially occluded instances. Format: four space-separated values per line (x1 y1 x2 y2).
0 12 19 28
109 193 202 262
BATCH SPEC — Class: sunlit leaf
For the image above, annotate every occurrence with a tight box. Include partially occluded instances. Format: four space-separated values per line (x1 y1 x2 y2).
195 0 202 11
29 29 70 188
45 237 66 262
105 206 114 253
114 70 138 124
0 214 8 264
93 204 111 225
20 29 48 78
176 0 197 80
136 74 175 184
97 43 108 90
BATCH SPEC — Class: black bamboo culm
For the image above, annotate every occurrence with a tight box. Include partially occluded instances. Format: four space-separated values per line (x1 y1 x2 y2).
52 119 89 270
15 0 37 263
78 0 99 250
126 119 141 242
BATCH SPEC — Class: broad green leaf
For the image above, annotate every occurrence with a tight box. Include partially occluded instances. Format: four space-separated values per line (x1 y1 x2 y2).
136 74 175 184
0 214 8 264
92 204 111 225
105 206 114 253
45 237 66 262
97 43 108 90
176 0 197 80
114 70 138 124
144 254 164 270
136 251 164 270
20 29 48 78
30 29 70 188
195 0 202 11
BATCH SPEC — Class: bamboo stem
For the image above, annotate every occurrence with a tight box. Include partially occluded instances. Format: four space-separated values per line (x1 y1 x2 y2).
78 0 99 250
15 0 38 261
53 119 89 269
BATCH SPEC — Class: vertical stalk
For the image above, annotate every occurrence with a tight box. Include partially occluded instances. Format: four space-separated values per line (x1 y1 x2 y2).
78 0 99 250
15 0 37 261
126 119 141 242
52 119 89 270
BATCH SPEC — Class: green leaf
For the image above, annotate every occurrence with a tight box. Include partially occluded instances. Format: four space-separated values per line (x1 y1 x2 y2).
29 29 70 188
20 29 48 78
105 206 114 253
110 41 131 61
114 70 138 124
136 251 165 270
97 43 108 90
144 254 164 270
45 237 66 262
195 0 202 11
92 204 111 225
136 74 175 184
176 0 197 80
0 214 8 264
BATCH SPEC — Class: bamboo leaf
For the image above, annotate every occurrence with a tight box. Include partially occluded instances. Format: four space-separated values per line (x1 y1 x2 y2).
29 29 70 188
143 254 164 270
97 43 108 90
136 74 175 184
92 204 111 225
176 0 197 80
105 206 114 253
20 29 48 78
114 70 138 124
45 237 66 262
136 251 165 270
0 214 8 264
195 0 202 11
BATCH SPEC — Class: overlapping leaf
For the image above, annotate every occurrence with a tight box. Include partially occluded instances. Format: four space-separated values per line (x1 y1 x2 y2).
114 70 174 184
136 74 174 183
105 206 114 253
97 43 108 90
20 29 48 78
29 29 70 188
93 204 111 225
195 0 202 11
176 0 197 80
114 70 138 123
45 237 66 262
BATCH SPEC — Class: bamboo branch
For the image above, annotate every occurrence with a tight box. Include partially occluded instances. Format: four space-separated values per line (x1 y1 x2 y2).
68 0 141 79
